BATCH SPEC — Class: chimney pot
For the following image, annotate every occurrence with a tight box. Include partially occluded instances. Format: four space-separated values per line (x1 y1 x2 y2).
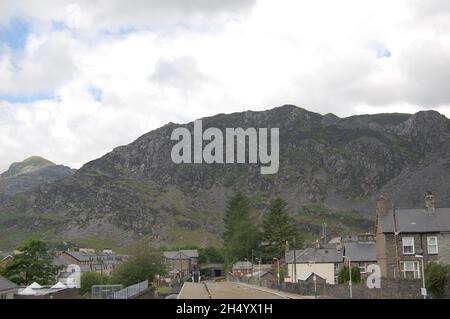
377 195 391 215
425 191 435 213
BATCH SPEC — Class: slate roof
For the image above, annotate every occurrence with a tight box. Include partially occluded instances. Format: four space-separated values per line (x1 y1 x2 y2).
0 275 18 292
232 261 253 269
285 247 343 264
163 250 199 260
343 241 377 262
378 208 450 233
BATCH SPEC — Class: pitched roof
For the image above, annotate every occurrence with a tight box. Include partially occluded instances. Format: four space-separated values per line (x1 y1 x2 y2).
378 208 450 233
163 250 198 259
232 261 253 269
343 241 376 262
0 275 18 292
285 247 343 264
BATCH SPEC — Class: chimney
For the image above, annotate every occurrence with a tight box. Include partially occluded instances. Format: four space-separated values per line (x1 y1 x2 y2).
376 195 390 215
314 239 321 249
425 191 435 214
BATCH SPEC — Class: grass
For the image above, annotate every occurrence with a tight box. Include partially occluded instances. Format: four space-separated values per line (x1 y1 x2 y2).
295 204 373 241
156 286 172 295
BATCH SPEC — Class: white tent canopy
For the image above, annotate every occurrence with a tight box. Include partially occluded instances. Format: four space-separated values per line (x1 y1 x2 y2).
28 282 42 289
51 281 67 289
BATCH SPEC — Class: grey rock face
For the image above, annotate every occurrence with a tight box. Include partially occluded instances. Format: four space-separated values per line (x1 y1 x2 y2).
1 105 449 247
0 156 75 206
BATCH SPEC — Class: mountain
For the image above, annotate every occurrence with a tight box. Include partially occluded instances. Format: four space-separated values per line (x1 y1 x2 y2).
0 156 75 206
1 105 450 249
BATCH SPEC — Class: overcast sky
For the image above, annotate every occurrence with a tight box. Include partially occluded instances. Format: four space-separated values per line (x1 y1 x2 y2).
1 0 450 171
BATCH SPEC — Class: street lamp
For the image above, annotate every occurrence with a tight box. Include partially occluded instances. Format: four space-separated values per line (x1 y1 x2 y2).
273 258 280 291
343 254 353 299
415 254 427 299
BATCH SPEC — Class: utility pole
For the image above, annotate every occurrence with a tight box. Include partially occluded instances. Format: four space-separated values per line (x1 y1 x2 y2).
293 237 297 283
348 258 353 299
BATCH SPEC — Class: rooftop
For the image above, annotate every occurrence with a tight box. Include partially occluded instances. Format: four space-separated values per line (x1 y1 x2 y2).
0 275 18 292
285 247 343 264
163 250 199 259
378 208 450 233
343 241 376 262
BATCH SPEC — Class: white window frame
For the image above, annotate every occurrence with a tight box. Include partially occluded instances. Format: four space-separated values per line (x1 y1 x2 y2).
402 237 415 255
427 236 438 255
400 261 421 279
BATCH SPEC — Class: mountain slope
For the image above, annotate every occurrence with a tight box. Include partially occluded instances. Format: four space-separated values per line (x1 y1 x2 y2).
1 105 449 248
0 156 75 207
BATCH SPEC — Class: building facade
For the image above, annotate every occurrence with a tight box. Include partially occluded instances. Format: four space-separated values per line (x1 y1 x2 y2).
375 192 450 279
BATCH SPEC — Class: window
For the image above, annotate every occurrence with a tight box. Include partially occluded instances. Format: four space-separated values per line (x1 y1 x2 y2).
400 261 420 279
402 237 415 255
359 263 367 274
427 236 438 254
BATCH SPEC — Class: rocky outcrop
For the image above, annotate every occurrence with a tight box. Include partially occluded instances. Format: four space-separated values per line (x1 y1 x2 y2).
0 156 75 206
1 105 449 248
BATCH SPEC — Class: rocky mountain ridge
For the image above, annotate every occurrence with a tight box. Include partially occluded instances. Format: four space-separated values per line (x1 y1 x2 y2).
0 105 449 249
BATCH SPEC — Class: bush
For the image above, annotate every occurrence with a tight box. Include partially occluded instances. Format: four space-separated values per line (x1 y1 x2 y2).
425 262 450 299
110 241 165 287
338 266 361 284
80 271 110 295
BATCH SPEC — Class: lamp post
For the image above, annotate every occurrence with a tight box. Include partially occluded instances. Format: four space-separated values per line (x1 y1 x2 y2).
273 258 280 291
343 254 353 299
415 254 426 299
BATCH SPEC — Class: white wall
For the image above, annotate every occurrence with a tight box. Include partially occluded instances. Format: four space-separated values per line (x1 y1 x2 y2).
286 263 336 284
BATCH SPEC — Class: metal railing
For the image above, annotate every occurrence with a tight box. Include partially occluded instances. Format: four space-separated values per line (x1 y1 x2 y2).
113 280 148 299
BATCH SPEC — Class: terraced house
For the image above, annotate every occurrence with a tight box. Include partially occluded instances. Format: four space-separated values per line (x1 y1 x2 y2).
375 192 450 279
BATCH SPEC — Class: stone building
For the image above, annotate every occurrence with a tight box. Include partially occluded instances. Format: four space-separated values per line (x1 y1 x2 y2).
375 192 450 279
163 250 199 279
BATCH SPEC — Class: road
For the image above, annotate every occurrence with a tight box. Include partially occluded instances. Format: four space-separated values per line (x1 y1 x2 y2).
178 281 308 299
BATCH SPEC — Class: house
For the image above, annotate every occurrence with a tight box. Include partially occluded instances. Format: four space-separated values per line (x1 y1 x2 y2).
342 234 377 275
0 275 18 299
59 250 126 275
375 192 450 279
163 250 199 279
297 272 327 285
285 242 343 284
232 261 253 277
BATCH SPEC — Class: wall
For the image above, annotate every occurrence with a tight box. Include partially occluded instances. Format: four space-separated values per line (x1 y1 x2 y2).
382 233 440 279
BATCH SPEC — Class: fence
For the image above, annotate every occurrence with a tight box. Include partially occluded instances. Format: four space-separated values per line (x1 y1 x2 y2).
113 280 148 299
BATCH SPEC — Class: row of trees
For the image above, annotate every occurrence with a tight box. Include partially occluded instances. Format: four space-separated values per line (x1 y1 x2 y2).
222 192 302 267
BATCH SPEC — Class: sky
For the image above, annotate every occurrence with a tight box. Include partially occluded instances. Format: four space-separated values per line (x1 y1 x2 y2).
1 0 450 171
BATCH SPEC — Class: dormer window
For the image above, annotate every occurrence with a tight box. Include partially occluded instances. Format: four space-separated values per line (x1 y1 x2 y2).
402 237 415 255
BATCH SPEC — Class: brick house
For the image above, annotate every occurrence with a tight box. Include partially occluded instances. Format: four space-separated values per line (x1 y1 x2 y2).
375 192 450 279
163 250 199 279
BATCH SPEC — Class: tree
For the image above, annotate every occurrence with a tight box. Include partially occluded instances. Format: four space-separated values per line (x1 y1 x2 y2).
222 192 261 266
110 241 165 287
425 262 450 299
337 265 361 285
262 197 300 258
80 271 110 295
199 246 224 264
0 240 60 285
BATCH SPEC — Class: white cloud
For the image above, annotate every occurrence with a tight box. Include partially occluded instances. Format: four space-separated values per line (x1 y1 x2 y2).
1 0 450 171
